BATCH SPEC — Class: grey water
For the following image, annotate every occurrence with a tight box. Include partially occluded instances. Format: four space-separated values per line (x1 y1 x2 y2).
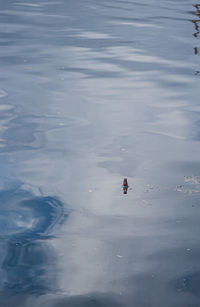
0 0 200 306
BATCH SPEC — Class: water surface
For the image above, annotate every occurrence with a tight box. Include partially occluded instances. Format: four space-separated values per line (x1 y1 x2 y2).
0 0 200 306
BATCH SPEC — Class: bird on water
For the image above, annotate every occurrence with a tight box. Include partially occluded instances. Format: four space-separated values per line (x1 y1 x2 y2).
123 178 128 194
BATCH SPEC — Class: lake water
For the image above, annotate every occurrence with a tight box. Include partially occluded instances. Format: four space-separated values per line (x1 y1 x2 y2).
0 0 200 306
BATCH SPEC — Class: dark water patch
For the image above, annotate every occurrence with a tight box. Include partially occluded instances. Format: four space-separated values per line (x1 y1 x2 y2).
98 3 136 13
109 0 153 8
0 188 67 238
0 188 68 296
0 292 124 307
58 66 123 79
173 272 200 296
0 113 74 153
37 293 124 307
3 122 37 145
123 272 198 307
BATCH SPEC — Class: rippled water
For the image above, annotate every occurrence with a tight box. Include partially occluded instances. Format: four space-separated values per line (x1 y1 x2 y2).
0 0 200 306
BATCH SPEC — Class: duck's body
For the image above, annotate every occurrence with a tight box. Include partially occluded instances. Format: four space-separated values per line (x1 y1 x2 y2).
123 178 128 194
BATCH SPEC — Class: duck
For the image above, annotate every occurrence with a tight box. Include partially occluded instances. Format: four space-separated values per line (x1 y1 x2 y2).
123 178 128 194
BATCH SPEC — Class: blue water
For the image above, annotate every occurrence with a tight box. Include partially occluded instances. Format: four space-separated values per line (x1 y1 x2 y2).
0 0 200 306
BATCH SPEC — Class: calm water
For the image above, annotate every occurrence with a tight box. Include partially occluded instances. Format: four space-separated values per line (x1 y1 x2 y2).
0 0 200 306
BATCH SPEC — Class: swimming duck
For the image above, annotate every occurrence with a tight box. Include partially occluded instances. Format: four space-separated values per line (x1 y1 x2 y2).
123 178 128 194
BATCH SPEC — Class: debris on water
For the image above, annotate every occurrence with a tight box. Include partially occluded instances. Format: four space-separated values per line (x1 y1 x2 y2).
123 178 128 194
176 176 200 194
184 176 200 185
176 185 183 192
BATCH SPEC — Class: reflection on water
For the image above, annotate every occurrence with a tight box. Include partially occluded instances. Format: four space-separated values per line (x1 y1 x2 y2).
0 0 200 306
0 188 67 300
